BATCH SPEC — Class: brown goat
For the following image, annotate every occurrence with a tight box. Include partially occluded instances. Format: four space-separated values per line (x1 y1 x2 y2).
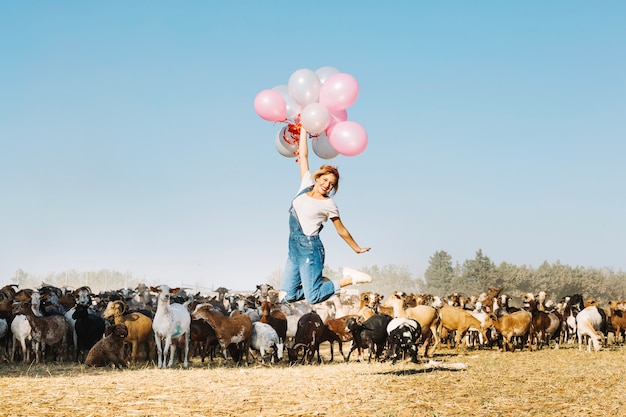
85 324 129 368
607 300 626 344
12 301 68 363
260 301 287 343
437 305 490 352
191 304 253 365
102 300 154 364
323 315 358 361
486 310 533 352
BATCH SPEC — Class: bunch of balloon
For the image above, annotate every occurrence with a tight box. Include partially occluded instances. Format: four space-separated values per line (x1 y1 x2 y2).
254 66 368 160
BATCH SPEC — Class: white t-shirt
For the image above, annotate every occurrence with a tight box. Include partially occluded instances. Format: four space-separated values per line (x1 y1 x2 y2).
292 172 339 236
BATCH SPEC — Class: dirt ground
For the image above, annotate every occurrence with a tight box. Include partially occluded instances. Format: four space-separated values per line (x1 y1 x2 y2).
1 344 625 417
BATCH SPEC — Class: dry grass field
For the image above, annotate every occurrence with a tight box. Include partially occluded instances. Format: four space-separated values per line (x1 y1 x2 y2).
1 344 625 417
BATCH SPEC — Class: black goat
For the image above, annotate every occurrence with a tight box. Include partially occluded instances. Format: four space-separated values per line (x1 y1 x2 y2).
72 303 106 363
288 311 325 364
385 317 421 364
346 314 392 362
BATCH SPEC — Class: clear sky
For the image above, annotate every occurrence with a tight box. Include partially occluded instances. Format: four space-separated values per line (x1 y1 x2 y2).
1 1 624 292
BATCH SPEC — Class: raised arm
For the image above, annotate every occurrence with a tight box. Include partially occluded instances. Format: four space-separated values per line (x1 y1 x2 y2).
331 217 371 254
298 128 309 178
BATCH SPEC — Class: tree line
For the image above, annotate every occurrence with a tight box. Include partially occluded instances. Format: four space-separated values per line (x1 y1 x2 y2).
317 249 626 306
419 249 626 305
9 249 626 306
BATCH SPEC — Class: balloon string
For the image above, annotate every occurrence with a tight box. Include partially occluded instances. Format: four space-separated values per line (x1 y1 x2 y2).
283 121 320 145
280 116 319 162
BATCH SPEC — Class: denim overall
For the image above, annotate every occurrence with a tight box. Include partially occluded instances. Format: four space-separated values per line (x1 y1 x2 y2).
280 186 337 304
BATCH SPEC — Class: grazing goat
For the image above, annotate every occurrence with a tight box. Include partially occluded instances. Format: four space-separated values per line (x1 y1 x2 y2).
346 313 392 362
151 285 191 368
192 304 253 365
102 300 154 364
386 292 440 357
486 310 533 352
386 317 421 364
72 303 106 363
85 324 129 368
576 306 605 352
250 321 284 364
13 301 69 363
322 315 358 362
437 305 490 352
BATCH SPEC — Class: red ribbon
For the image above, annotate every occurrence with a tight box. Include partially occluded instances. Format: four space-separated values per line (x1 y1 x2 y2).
277 116 317 161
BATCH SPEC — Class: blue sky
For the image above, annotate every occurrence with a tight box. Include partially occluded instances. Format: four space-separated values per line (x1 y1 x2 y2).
1 1 624 292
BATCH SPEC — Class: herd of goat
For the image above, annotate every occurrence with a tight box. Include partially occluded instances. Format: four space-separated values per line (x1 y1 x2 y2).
0 283 624 369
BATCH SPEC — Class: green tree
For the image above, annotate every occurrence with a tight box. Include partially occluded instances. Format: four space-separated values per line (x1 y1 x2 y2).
423 250 455 296
458 249 497 295
496 262 534 297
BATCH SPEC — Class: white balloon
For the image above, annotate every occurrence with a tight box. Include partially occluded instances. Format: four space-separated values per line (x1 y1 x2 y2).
312 132 339 159
288 68 321 107
272 84 303 121
300 103 330 135
275 127 299 158
315 66 340 84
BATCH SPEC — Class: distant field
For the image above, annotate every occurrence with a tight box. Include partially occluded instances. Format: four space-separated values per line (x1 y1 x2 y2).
1 344 625 417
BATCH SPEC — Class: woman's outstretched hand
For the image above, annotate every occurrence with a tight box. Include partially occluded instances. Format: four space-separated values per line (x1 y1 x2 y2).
355 247 371 254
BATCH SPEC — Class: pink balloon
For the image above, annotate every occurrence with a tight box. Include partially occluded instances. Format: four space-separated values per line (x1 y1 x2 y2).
254 89 286 122
331 108 348 122
272 84 302 121
325 110 348 137
329 121 368 156
319 73 359 111
325 108 348 138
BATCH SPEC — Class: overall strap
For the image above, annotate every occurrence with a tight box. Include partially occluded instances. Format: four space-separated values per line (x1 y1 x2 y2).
290 186 324 235
295 186 313 198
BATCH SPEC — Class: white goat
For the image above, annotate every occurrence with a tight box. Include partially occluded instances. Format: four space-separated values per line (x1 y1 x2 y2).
466 301 490 347
11 315 32 362
250 321 284 364
576 306 605 352
11 293 44 362
151 285 191 368
231 298 261 322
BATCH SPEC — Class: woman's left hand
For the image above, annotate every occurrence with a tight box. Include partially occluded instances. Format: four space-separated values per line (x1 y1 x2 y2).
355 247 371 254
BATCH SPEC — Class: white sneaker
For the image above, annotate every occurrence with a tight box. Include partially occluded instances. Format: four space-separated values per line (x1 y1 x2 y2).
343 267 373 285
278 290 287 303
